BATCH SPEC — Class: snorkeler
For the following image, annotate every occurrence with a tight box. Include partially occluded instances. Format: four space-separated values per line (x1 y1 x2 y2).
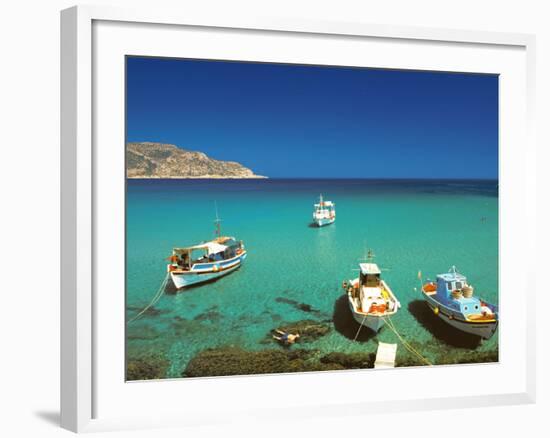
272 329 300 345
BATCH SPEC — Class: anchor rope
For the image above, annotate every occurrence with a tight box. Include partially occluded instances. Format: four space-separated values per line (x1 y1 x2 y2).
382 316 432 366
353 314 368 341
127 273 169 324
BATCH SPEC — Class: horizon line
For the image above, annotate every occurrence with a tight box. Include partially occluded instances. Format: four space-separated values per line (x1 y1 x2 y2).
127 176 498 181
259 176 498 180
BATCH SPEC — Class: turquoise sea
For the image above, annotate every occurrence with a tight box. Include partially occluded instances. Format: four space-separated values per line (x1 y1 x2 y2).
126 179 498 378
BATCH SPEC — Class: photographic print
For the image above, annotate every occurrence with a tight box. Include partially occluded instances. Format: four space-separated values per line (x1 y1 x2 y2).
125 57 498 380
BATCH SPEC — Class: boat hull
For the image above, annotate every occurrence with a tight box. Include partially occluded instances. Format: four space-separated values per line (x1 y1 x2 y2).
314 217 335 227
345 278 399 333
423 292 498 340
348 300 386 332
170 252 247 290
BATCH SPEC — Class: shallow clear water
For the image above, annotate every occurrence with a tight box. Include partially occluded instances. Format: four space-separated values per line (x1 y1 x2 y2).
126 179 498 377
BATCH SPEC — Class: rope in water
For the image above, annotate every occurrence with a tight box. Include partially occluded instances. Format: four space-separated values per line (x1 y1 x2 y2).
382 316 432 366
353 314 368 341
351 314 431 366
127 273 169 324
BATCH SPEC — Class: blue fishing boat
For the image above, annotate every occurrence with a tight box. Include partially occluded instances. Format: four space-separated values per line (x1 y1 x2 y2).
312 194 335 227
420 266 498 339
166 209 247 289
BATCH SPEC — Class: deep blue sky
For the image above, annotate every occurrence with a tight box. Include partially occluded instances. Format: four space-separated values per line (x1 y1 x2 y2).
126 57 498 179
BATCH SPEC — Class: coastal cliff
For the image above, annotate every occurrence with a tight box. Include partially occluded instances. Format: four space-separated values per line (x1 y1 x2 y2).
126 142 266 179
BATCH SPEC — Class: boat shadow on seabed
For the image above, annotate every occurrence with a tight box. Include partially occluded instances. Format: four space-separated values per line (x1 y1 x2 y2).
408 300 483 349
332 294 377 343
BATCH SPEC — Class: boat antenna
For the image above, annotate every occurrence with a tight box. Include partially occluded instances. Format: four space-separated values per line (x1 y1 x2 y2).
214 201 222 238
367 249 375 262
417 270 424 291
358 247 375 262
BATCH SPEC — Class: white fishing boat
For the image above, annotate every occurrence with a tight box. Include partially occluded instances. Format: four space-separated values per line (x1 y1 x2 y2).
342 251 400 333
166 208 247 290
312 194 335 227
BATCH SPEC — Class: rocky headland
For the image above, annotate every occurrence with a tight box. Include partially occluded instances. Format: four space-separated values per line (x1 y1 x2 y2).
127 142 266 179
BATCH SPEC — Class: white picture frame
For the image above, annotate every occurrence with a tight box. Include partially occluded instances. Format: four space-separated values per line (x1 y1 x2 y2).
61 4 536 433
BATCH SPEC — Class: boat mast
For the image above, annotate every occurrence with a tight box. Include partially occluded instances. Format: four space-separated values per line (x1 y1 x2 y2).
367 249 374 262
359 248 374 263
214 201 222 238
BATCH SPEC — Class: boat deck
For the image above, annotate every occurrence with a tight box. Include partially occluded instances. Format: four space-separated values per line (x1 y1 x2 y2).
466 313 497 322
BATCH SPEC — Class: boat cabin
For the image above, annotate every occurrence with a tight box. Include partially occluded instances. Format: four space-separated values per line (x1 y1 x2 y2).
314 197 335 215
435 268 482 316
315 200 334 209
171 238 243 270
359 263 381 287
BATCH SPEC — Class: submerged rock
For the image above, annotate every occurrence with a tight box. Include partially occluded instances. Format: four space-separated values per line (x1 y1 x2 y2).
320 352 375 369
272 320 331 343
127 325 160 341
437 349 498 365
395 345 499 368
126 305 167 318
170 316 218 337
193 305 223 323
275 297 323 316
126 353 169 381
183 347 342 378
395 354 426 368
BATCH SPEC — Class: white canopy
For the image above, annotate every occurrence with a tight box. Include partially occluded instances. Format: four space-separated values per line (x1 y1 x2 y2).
360 263 381 275
174 241 227 255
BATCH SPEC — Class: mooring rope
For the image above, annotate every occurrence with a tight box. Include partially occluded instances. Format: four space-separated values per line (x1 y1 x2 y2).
383 316 424 363
127 273 169 324
382 316 432 366
353 314 368 341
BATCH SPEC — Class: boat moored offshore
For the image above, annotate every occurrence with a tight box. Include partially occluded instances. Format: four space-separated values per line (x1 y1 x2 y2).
167 209 247 290
420 266 498 340
312 194 335 227
342 251 400 333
